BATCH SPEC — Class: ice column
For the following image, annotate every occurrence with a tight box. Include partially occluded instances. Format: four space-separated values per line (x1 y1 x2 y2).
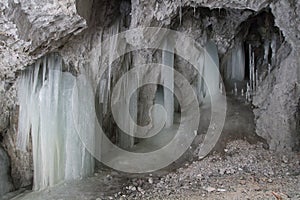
263 39 270 64
247 44 257 101
179 0 182 25
104 20 120 115
196 51 205 103
204 41 220 97
196 41 220 103
17 54 94 190
162 37 174 128
116 53 137 149
271 34 277 66
225 42 245 81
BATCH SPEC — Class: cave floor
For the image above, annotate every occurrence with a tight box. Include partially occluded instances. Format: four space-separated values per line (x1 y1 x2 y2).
5 96 300 200
7 140 300 200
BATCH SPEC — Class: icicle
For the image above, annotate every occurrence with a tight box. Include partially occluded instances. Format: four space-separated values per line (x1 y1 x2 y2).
241 89 244 97
193 5 196 17
204 41 220 97
234 83 237 96
117 53 136 149
179 0 182 25
219 82 223 94
255 69 258 92
246 82 251 102
90 29 103 86
17 70 31 151
105 20 120 115
248 44 257 96
249 44 252 92
271 34 277 66
263 39 270 64
162 37 174 128
196 51 205 104
99 79 107 104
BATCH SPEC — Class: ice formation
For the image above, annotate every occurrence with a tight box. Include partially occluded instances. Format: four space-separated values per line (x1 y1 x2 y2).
104 19 120 115
196 40 220 103
115 53 137 149
179 0 182 25
263 34 277 67
162 37 174 128
271 34 277 66
263 39 270 64
225 42 245 81
17 54 94 190
249 45 256 93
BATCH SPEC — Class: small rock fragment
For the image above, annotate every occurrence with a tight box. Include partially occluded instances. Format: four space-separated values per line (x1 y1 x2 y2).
204 186 216 192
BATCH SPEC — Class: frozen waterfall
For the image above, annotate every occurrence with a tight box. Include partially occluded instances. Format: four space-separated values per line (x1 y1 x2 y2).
17 54 94 190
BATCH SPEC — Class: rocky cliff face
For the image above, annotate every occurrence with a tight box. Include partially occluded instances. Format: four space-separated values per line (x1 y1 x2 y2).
0 146 14 196
0 0 299 194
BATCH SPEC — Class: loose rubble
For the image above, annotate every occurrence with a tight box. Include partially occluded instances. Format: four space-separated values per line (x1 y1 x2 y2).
9 140 300 200
113 140 300 200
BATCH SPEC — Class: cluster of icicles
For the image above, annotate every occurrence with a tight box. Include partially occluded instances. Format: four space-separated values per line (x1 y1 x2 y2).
17 54 94 190
224 35 276 102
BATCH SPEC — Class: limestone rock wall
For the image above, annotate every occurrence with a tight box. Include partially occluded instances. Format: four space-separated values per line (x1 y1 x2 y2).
0 146 14 196
253 0 300 150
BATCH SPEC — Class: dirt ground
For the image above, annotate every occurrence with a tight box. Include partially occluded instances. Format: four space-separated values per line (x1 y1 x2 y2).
8 140 299 200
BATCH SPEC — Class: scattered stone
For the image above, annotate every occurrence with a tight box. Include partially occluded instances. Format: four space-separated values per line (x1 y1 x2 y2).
148 178 153 184
204 186 216 192
268 179 273 183
282 156 289 164
219 168 226 175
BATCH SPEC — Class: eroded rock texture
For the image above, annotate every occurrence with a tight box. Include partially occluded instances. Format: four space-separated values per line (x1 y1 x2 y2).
0 146 14 196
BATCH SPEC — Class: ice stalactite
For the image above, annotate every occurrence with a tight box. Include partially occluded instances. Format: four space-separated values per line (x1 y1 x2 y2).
271 34 277 66
204 41 220 98
179 0 182 25
90 29 103 88
162 37 174 128
104 19 120 115
263 39 270 64
263 34 277 67
246 44 258 102
17 54 94 191
196 41 220 104
225 42 245 81
115 53 137 149
196 50 205 104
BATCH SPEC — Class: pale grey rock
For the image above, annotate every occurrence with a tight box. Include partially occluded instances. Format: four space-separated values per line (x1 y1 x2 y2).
253 0 300 150
0 0 87 80
130 0 271 29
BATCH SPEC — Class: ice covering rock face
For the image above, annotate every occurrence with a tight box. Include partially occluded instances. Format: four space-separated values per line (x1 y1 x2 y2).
0 0 102 190
17 54 94 191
